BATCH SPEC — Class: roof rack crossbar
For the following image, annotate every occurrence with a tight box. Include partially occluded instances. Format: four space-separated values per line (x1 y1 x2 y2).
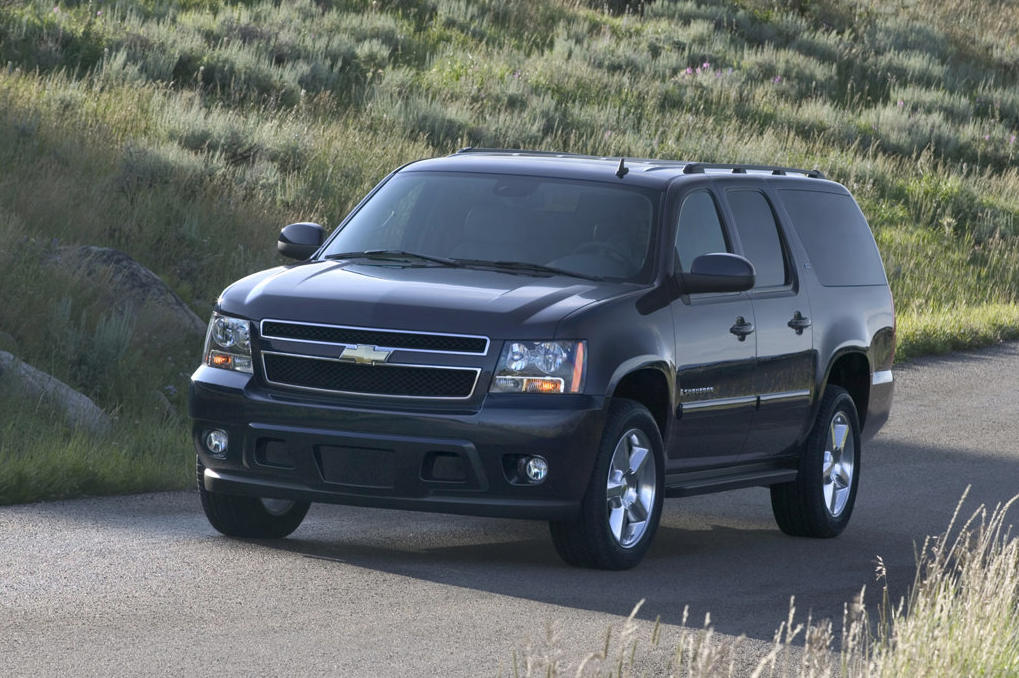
682 163 825 179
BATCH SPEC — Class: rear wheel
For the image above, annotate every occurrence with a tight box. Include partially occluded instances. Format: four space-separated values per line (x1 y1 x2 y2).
771 386 860 538
197 459 310 538
549 400 664 570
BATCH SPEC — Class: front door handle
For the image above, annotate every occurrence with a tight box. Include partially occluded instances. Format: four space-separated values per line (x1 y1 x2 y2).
730 316 755 341
788 311 812 335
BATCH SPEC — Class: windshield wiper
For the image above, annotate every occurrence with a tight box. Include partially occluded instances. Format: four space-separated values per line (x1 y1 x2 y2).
323 252 602 280
324 250 462 267
454 259 604 281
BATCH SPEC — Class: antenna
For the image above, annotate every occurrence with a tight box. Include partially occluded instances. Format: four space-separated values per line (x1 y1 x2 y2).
615 158 629 179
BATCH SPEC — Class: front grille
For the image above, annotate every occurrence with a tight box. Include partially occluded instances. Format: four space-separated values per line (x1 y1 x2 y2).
262 352 479 399
261 320 488 354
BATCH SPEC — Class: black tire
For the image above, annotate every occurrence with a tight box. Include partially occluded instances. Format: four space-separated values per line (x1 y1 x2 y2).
549 399 665 570
197 459 310 539
771 385 861 538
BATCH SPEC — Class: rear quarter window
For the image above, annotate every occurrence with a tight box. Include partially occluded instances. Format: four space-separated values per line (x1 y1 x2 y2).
778 188 887 287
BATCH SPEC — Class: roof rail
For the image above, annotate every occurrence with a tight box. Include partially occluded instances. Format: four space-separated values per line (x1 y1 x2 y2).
453 148 628 162
454 147 571 157
682 163 825 179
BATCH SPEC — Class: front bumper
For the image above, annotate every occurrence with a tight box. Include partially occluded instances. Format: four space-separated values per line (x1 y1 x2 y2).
189 366 607 521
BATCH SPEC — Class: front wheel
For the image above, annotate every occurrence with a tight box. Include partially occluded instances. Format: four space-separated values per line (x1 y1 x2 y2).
549 399 665 570
198 460 310 539
770 385 861 538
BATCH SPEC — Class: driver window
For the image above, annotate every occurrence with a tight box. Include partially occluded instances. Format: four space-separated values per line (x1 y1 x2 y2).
674 191 729 271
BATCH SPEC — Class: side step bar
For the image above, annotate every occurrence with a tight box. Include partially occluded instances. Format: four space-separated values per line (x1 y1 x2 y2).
665 463 798 498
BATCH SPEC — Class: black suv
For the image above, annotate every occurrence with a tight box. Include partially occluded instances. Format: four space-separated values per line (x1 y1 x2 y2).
189 149 895 569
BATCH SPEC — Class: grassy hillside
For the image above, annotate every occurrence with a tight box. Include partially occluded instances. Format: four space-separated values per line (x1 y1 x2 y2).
1 0 1019 503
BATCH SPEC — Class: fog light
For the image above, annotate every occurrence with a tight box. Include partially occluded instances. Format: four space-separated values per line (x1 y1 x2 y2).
519 456 548 484
204 429 229 458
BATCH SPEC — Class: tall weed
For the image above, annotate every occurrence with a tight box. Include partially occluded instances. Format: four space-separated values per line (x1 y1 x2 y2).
506 492 1019 677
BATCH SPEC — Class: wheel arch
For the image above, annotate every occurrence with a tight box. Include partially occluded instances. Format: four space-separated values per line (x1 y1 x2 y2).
822 350 871 429
610 365 671 437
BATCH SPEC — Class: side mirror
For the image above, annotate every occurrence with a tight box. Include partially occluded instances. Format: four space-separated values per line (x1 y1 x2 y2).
679 253 755 294
278 222 325 260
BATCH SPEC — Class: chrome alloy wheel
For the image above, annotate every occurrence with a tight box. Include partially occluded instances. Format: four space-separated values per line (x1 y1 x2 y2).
605 428 658 548
822 412 855 518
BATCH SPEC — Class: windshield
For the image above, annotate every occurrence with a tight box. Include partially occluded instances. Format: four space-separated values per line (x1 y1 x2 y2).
320 171 659 282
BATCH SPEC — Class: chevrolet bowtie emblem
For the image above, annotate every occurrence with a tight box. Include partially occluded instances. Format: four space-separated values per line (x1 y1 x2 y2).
339 344 392 365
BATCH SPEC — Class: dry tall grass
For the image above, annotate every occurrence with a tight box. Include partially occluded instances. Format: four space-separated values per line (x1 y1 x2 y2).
508 490 1019 677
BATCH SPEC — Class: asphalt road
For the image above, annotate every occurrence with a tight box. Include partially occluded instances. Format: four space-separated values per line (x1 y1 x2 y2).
4 342 1019 676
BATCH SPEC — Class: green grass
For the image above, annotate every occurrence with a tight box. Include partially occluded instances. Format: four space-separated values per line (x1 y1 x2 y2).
1 0 1019 505
0 392 191 505
895 304 1019 362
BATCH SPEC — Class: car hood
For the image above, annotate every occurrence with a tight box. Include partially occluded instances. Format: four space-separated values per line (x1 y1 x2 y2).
216 260 636 338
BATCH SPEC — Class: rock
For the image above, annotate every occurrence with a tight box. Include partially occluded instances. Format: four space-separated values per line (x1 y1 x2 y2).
0 351 112 436
50 245 206 342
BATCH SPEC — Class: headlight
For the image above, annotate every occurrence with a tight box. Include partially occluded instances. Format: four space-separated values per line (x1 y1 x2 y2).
491 340 586 394
203 313 253 374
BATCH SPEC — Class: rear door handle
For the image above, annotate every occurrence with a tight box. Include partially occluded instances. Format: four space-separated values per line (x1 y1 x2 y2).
788 311 812 334
730 316 755 341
